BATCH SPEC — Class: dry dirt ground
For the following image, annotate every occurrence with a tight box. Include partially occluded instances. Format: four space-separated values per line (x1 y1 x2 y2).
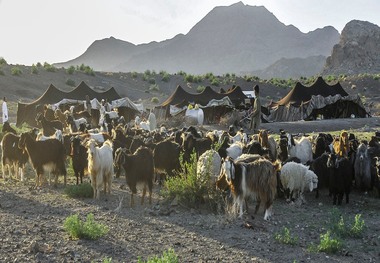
1 119 380 263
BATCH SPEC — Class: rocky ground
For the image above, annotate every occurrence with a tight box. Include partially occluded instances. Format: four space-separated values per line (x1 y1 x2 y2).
1 119 380 263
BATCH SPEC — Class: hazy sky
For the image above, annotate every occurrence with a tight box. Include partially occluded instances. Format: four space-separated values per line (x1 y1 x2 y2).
1 0 379 66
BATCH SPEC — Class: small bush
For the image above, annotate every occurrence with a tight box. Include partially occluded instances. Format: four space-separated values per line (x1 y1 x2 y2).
151 97 159 104
11 66 22 76
0 57 7 65
0 69 4 76
36 62 42 67
84 67 95 76
149 84 160 91
31 64 39 74
43 62 56 72
161 152 225 212
330 210 366 238
196 85 205 93
148 78 156 85
66 66 75 74
144 69 151 76
65 79 76 87
161 72 170 82
210 78 220 87
131 71 138 79
138 248 178 263
274 227 298 245
317 231 342 254
64 213 108 240
64 183 93 198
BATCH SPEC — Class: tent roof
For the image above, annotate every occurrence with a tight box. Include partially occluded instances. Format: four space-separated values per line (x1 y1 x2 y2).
274 77 348 107
161 85 247 107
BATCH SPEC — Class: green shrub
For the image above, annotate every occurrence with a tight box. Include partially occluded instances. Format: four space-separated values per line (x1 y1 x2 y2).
329 209 366 238
204 72 214 80
274 227 298 245
11 66 22 76
131 71 138 79
66 66 75 74
149 84 160 91
161 72 170 82
43 62 56 72
317 231 342 253
196 85 206 93
161 152 225 212
210 78 220 87
184 74 195 83
0 57 7 65
36 62 42 67
0 69 4 76
64 183 93 198
83 67 95 76
65 79 76 87
64 213 108 240
138 248 178 263
151 97 159 104
31 64 39 74
144 69 151 76
177 70 186 76
148 78 156 85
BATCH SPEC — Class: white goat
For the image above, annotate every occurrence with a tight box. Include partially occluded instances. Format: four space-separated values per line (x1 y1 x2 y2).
36 129 64 144
87 139 114 199
226 141 244 160
280 162 318 204
287 134 313 164
197 149 222 185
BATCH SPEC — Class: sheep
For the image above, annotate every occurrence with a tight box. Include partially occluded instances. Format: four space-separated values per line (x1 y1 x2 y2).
197 149 222 185
280 162 318 204
216 157 278 220
70 136 88 184
86 139 113 199
114 146 154 206
326 154 353 205
354 143 372 191
286 134 313 164
18 131 67 188
35 112 64 136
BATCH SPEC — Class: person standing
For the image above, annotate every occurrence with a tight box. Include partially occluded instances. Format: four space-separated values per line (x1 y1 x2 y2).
2 96 8 123
250 85 261 133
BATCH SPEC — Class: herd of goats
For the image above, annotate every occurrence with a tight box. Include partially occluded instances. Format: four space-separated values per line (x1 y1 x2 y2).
1 104 380 220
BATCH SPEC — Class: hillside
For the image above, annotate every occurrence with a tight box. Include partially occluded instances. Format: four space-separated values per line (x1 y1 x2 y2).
323 20 380 75
54 2 339 77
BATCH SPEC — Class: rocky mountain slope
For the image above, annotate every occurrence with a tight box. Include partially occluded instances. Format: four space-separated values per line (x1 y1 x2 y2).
54 2 339 76
323 20 380 75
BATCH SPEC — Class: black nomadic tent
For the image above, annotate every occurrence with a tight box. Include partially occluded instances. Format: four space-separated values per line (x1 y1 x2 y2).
267 77 369 122
16 81 122 127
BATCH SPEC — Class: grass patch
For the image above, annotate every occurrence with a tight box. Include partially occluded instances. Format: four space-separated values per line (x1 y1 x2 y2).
64 213 108 240
274 227 298 245
329 208 366 238
138 248 178 263
64 183 93 198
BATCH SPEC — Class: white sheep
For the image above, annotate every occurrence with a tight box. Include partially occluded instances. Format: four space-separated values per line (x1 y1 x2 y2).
280 162 318 204
197 149 222 185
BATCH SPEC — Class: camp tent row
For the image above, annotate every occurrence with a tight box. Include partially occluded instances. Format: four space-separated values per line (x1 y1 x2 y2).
16 81 140 127
266 77 369 122
156 85 248 123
